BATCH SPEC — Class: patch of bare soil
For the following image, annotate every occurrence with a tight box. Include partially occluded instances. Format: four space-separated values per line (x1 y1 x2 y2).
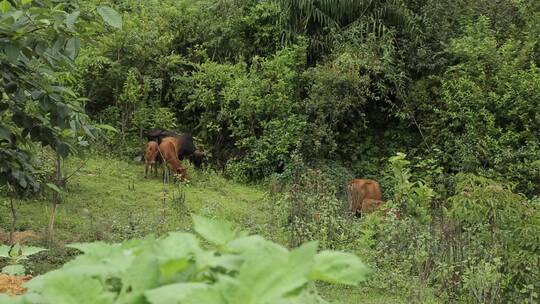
0 274 32 296
0 229 39 245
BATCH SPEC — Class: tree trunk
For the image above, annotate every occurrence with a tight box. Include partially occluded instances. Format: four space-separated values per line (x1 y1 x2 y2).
47 153 62 245
9 198 16 244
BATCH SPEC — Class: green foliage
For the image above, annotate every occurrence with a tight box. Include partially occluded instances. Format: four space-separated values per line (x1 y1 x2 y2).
0 0 120 193
302 30 408 160
186 45 307 179
424 16 540 195
0 243 46 275
0 215 370 303
387 153 432 223
443 173 540 301
272 167 363 252
277 0 419 62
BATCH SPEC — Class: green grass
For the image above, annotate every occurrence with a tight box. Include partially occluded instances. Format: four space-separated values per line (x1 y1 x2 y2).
1 156 271 272
0 156 435 303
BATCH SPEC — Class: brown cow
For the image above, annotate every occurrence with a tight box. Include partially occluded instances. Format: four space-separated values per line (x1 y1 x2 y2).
347 179 384 216
144 141 159 178
158 137 188 182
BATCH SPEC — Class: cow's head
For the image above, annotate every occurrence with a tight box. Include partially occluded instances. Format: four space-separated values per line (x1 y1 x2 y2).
176 167 188 181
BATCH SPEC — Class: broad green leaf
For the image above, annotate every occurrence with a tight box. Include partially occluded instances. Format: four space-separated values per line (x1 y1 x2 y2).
182 283 228 304
192 214 238 246
310 251 371 285
226 235 268 253
0 0 11 13
2 264 25 275
95 124 118 133
157 232 201 260
144 283 206 304
159 257 190 277
20 246 46 257
97 6 122 29
56 142 70 158
10 10 22 21
41 273 114 304
45 183 61 193
206 254 244 271
65 11 80 30
121 253 160 297
0 124 11 141
64 37 80 60
21 0 32 4
9 243 22 259
64 242 136 277
3 44 19 63
0 245 10 258
224 241 316 303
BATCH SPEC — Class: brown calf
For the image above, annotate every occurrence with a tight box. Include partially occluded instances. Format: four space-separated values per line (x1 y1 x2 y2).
158 137 188 182
144 141 159 178
347 179 383 216
347 179 401 219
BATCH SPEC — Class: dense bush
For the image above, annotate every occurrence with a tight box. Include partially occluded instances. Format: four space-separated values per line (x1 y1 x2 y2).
423 16 540 195
361 165 540 303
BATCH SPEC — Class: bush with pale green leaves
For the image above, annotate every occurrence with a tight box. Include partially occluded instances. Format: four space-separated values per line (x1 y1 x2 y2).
0 215 370 304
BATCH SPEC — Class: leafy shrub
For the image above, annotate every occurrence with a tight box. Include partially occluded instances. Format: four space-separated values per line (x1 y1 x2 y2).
425 16 540 196
387 153 433 224
272 167 364 253
186 45 307 179
0 215 370 304
443 173 540 302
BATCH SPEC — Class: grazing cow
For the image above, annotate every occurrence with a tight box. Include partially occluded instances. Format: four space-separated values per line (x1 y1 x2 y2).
158 137 188 182
144 141 160 178
347 179 384 216
143 129 203 169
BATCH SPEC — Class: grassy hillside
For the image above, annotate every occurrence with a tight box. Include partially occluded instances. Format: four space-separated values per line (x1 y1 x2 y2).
1 156 424 303
0 157 268 270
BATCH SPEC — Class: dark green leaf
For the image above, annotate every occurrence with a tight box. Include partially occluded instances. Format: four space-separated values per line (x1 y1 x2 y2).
3 44 19 63
65 11 80 30
56 142 70 158
64 37 80 60
0 124 11 141
97 6 122 29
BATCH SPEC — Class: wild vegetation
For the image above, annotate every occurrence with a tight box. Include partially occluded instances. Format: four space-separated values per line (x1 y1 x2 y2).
1 0 540 303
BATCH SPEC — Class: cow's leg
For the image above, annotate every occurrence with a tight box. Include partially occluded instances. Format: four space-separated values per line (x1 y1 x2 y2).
162 164 166 183
144 164 148 178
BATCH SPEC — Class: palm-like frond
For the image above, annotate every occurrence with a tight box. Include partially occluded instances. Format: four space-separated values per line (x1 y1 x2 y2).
277 0 420 62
